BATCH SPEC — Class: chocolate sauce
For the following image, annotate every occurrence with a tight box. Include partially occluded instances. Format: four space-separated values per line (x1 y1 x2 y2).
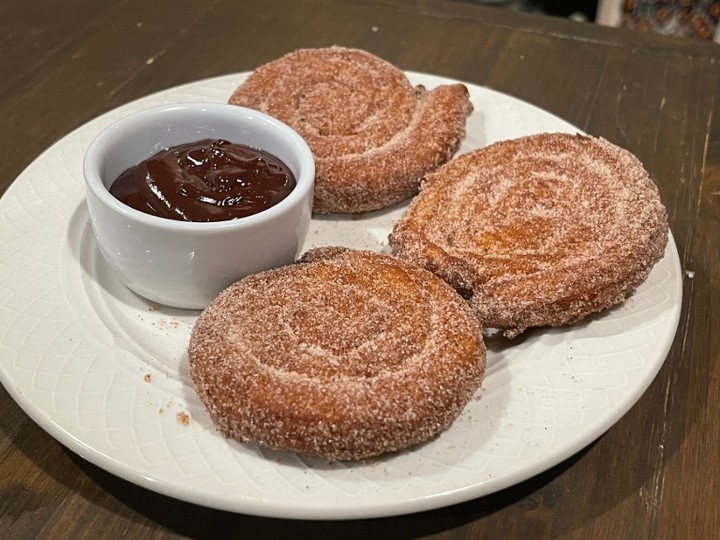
109 139 296 222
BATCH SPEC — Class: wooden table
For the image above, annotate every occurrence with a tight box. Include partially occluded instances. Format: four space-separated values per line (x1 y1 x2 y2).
1 0 719 538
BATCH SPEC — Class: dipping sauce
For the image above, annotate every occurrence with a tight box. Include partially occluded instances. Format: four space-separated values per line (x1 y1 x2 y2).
109 139 296 222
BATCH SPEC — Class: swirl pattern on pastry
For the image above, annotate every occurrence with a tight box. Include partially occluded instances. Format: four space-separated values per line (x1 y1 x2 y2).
389 133 669 338
188 247 486 461
228 47 473 214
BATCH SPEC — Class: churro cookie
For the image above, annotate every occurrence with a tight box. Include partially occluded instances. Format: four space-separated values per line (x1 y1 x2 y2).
389 133 669 338
188 247 486 461
229 47 472 213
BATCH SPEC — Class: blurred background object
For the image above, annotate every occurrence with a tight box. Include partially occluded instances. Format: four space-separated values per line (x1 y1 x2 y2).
597 0 720 42
463 0 720 41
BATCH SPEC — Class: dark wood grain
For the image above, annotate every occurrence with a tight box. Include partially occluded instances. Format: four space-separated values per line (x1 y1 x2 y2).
1 0 719 538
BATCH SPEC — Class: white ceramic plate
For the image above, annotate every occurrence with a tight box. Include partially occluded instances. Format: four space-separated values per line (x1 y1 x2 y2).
0 72 682 520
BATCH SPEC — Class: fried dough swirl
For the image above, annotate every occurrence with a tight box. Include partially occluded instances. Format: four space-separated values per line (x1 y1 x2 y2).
188 247 485 461
229 47 473 214
389 133 669 338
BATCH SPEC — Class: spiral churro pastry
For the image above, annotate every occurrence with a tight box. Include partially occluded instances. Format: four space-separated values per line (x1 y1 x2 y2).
229 47 473 214
188 247 485 461
389 133 669 338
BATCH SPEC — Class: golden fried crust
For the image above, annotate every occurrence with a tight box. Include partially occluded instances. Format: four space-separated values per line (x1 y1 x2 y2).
188 247 486 461
389 133 669 338
229 46 473 214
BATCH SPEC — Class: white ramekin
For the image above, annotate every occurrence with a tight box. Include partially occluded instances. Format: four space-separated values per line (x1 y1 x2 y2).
84 103 315 309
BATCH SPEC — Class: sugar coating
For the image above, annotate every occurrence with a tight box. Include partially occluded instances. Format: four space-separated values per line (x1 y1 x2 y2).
389 133 669 338
228 46 473 214
188 247 486 461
